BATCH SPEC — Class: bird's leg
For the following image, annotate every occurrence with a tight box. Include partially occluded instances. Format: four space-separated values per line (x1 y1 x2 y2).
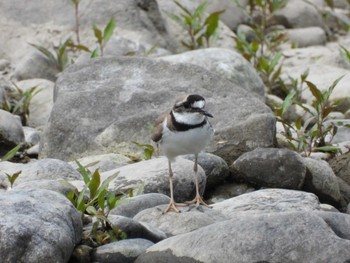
163 159 187 214
185 154 210 207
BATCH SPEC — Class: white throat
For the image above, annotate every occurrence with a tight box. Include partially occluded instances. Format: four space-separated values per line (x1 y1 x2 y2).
172 111 205 125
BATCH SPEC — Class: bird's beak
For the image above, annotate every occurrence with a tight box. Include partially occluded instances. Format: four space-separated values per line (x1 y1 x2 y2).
197 108 213 118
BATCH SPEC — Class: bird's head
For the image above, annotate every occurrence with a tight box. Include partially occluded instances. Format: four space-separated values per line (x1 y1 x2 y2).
172 94 213 125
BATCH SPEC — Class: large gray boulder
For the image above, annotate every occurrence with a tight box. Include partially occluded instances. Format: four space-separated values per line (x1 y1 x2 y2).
136 211 350 263
158 48 265 99
134 204 228 236
39 57 275 163
273 0 324 29
212 188 321 218
231 148 306 189
0 158 81 187
110 193 170 218
102 157 206 203
0 189 82 263
303 157 341 207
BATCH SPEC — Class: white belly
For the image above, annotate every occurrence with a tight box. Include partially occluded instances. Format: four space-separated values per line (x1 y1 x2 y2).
160 120 214 160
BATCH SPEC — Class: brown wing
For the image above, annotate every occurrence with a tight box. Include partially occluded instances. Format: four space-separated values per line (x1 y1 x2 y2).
151 111 168 143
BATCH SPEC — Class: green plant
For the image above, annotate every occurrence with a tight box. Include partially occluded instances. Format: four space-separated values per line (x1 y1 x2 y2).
1 144 23 161
5 171 21 189
234 0 288 92
132 141 155 160
91 17 116 57
2 83 42 126
30 38 89 72
275 76 345 156
169 1 224 50
67 161 139 245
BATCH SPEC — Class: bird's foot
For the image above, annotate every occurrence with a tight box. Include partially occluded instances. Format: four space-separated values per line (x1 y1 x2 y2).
185 194 211 208
163 200 187 214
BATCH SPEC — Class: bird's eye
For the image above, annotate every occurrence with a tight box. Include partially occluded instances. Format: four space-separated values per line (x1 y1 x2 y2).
183 102 190 108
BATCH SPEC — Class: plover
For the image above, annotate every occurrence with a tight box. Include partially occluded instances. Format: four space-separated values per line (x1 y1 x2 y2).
152 94 214 213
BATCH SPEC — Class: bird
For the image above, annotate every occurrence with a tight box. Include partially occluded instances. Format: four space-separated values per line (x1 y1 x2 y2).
151 94 214 213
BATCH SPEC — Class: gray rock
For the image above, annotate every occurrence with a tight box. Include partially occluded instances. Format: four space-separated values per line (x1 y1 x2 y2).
14 179 77 196
0 189 82 263
107 215 167 242
329 151 350 185
212 188 321 218
0 158 81 186
303 157 341 207
337 177 350 204
158 48 265 99
13 50 59 81
23 126 40 146
93 238 154 263
273 0 324 28
15 79 54 128
103 157 206 203
0 59 10 71
0 109 24 155
205 0 248 30
287 27 327 47
110 193 170 218
134 204 228 236
135 211 350 263
26 144 39 156
231 148 306 189
183 152 229 190
39 56 274 163
205 182 255 204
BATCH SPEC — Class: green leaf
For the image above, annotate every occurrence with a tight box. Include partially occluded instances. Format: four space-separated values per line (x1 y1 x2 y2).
77 182 90 212
93 25 103 44
67 191 76 206
269 52 282 73
86 205 97 215
173 0 192 16
314 145 340 153
94 172 119 199
98 188 106 209
75 160 91 184
324 75 344 101
340 45 350 62
91 48 99 58
305 80 323 102
103 17 116 44
29 43 57 66
89 169 101 199
281 89 297 115
204 10 225 39
2 144 22 161
193 1 207 18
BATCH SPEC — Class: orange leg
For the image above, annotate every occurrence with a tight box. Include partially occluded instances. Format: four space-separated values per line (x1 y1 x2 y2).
163 159 187 214
185 154 210 207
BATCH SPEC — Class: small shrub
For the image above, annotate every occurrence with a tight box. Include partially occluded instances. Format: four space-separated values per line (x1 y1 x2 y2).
91 17 116 57
68 161 143 246
275 75 345 156
2 83 42 126
169 0 224 50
